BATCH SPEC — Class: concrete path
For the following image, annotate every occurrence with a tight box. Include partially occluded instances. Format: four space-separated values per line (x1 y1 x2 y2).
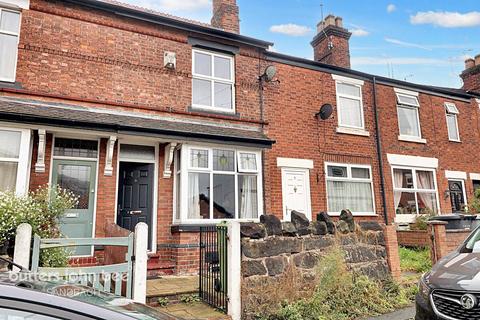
365 305 415 320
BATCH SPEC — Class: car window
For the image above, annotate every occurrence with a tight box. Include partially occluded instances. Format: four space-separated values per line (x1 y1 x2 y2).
462 227 480 253
0 307 61 319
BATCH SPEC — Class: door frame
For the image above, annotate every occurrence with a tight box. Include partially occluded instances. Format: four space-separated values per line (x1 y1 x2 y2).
448 179 467 213
115 140 159 253
49 135 100 257
281 167 312 221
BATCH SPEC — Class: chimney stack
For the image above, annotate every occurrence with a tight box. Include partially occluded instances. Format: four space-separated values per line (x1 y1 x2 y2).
211 0 240 34
311 14 352 68
461 54 480 93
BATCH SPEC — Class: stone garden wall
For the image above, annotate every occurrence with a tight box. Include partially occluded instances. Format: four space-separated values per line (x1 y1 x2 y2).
240 211 390 319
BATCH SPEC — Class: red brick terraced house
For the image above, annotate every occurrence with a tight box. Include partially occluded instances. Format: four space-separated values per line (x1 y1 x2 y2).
0 0 479 276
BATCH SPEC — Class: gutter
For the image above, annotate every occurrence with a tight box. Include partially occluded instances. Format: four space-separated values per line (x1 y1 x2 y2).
373 77 389 225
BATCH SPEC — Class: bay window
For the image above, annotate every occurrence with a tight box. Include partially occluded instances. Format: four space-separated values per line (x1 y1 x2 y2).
175 145 262 222
393 167 439 217
445 102 460 141
395 89 423 141
0 8 21 82
192 49 235 112
0 127 31 194
325 163 375 215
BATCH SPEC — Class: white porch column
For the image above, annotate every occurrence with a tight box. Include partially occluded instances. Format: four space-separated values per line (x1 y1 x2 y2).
227 221 241 320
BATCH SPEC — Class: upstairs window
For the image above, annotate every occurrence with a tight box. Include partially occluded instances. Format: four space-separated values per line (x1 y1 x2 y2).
396 90 421 139
445 102 460 141
192 49 235 112
0 8 20 82
334 76 364 129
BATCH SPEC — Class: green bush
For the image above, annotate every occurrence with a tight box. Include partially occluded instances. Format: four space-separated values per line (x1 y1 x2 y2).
0 185 77 267
469 189 480 214
261 248 416 320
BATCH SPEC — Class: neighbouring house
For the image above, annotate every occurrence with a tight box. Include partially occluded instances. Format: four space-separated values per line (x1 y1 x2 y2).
0 0 479 277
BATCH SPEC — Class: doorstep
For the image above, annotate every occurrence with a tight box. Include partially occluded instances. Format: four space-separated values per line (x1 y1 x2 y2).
157 302 230 320
147 275 199 307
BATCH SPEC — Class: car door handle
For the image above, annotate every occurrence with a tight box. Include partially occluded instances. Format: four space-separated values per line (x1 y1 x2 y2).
128 210 142 215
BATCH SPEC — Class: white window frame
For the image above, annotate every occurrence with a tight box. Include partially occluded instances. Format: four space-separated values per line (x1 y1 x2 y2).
191 48 235 113
324 162 376 216
395 89 423 142
0 7 21 82
174 144 263 224
0 126 31 195
445 102 460 142
391 166 440 223
333 75 365 130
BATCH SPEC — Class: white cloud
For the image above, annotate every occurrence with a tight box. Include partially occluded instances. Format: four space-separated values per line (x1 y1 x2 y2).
410 11 480 28
352 57 452 66
269 23 312 36
351 28 370 37
385 37 431 51
387 4 396 13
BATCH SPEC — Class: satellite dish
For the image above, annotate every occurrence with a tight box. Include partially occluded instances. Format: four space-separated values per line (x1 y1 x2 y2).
262 65 277 82
317 104 333 120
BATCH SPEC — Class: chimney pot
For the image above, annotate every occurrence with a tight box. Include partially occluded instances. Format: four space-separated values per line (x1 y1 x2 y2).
325 14 336 26
335 17 343 28
465 58 475 70
475 54 480 66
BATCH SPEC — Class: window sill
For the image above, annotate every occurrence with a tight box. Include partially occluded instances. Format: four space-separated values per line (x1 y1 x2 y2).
448 139 461 143
189 106 238 117
398 135 427 144
336 127 370 137
172 220 260 232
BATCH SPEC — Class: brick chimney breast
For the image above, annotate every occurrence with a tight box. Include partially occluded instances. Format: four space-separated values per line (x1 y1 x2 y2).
311 15 352 68
461 54 480 93
211 0 240 34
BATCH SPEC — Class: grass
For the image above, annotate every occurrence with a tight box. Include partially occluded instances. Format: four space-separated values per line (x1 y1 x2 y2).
399 246 432 274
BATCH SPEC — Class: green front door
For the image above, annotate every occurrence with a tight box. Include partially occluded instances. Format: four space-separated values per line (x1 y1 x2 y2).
52 159 97 256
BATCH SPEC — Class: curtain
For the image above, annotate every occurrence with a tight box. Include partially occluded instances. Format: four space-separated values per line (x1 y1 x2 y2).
416 171 436 212
338 97 362 127
393 169 404 210
327 181 373 213
240 176 257 219
0 34 18 80
188 173 200 219
0 162 18 192
398 106 419 137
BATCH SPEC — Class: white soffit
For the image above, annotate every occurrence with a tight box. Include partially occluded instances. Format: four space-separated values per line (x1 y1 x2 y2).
0 0 29 9
277 157 314 169
387 153 438 169
445 170 467 180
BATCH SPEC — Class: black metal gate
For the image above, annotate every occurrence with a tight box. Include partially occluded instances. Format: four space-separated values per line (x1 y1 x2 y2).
199 225 228 313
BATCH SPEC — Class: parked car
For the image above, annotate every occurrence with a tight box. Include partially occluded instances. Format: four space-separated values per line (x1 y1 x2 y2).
0 258 181 320
416 225 480 320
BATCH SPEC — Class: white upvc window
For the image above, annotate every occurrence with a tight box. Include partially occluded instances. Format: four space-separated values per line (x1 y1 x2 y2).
0 8 21 82
333 75 365 130
0 127 31 195
392 166 439 217
174 145 262 222
395 89 422 140
445 102 460 142
192 49 235 113
325 163 375 215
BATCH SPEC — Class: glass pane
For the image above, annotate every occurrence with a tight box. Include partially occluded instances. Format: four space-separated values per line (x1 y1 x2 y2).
417 192 438 215
397 106 420 137
351 167 370 179
214 56 231 80
327 181 374 213
0 161 17 192
397 94 419 106
338 96 362 127
416 170 435 190
0 33 18 80
1 10 20 33
337 83 360 97
187 172 210 219
194 52 211 76
239 153 257 171
57 164 91 209
190 149 208 168
54 138 98 158
214 82 232 109
327 165 347 178
393 168 414 189
175 172 180 220
0 129 21 158
394 191 417 215
239 175 258 219
445 103 459 114
213 149 234 171
447 115 459 140
213 174 235 219
0 307 61 319
120 144 155 161
192 78 212 106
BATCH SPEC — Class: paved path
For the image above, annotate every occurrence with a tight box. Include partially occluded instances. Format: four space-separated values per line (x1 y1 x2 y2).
365 305 415 320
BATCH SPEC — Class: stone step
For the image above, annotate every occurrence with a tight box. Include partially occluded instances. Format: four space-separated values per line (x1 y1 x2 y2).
146 276 199 307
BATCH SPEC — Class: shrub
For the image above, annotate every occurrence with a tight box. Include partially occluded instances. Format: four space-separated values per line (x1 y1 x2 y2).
469 189 480 214
399 246 432 273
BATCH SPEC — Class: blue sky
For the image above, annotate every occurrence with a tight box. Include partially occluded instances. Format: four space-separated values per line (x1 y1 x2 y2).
128 0 480 88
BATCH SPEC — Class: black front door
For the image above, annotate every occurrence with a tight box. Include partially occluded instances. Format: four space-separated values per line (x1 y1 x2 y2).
117 162 154 249
449 180 465 213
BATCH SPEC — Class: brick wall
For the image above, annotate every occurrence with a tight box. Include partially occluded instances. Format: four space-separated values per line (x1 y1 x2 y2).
397 230 430 248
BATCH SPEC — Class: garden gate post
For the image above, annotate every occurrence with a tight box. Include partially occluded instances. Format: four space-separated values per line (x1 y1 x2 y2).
227 221 241 320
133 222 148 303
13 223 32 272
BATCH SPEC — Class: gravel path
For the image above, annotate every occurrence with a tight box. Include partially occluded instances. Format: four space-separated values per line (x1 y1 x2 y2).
364 305 415 320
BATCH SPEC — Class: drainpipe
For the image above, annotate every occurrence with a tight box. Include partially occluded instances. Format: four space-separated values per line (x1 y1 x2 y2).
372 76 389 224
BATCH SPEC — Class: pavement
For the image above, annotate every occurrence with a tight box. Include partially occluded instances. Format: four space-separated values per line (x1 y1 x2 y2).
365 305 415 320
157 302 230 320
